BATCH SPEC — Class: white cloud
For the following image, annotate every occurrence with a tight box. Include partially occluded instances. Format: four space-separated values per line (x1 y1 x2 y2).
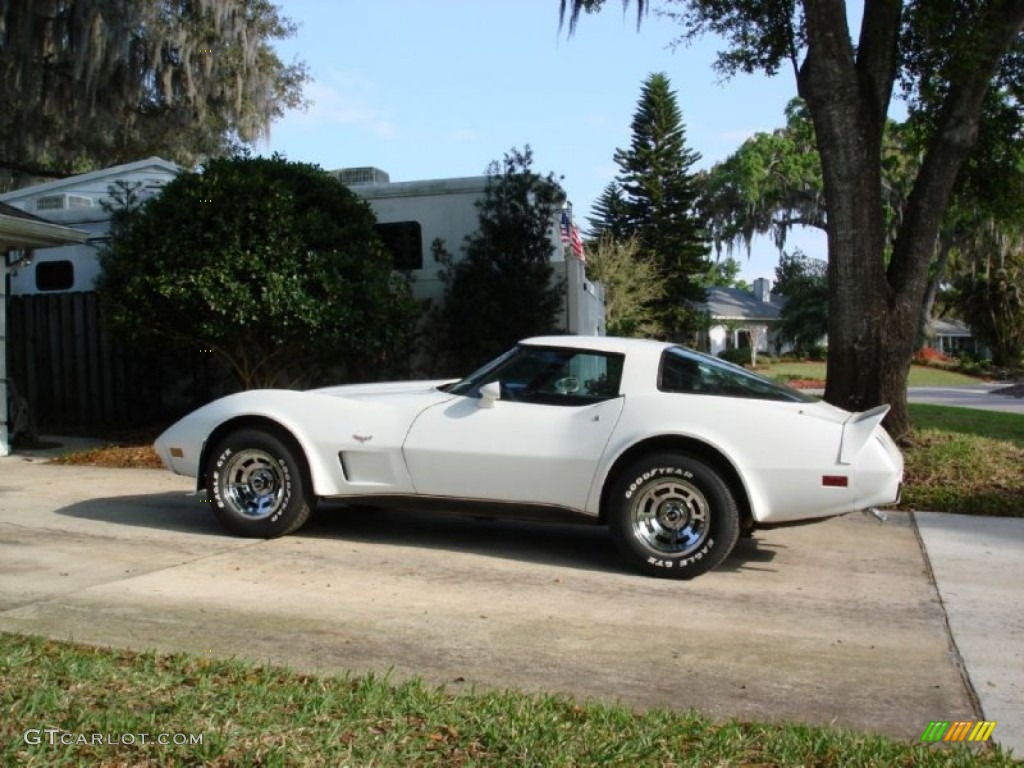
288 75 396 137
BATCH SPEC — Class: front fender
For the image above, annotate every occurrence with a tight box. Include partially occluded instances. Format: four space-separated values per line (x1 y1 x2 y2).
156 388 434 498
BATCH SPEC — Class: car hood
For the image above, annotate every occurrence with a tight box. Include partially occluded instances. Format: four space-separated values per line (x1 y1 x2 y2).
310 379 458 401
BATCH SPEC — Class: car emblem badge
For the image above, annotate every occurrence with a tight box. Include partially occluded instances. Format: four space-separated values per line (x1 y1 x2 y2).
353 434 373 443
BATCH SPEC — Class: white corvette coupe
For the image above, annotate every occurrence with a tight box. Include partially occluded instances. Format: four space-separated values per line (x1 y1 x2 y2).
155 336 902 579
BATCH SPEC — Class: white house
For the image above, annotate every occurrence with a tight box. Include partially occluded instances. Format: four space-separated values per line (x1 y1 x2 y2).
0 157 181 296
928 317 984 359
695 278 784 356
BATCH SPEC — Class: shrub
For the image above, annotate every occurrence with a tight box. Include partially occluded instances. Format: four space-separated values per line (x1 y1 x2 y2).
99 154 420 391
719 347 752 366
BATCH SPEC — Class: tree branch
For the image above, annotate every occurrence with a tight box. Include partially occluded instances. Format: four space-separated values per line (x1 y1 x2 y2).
889 0 1024 293
856 0 903 122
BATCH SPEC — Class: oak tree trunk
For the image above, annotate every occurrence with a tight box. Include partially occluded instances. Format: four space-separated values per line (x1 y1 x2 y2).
797 0 1024 440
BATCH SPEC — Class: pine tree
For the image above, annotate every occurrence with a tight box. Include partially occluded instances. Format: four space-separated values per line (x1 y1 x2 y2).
613 72 710 339
586 181 631 240
439 147 566 372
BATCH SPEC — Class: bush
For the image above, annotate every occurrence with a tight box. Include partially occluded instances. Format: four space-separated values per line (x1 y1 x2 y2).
718 347 752 366
99 154 420 391
913 346 949 364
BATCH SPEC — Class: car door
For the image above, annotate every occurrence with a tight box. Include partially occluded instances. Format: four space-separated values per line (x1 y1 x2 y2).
402 347 625 511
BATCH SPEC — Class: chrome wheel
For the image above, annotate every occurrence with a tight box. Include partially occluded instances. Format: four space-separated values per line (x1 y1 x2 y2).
630 478 710 557
611 454 740 579
220 449 287 520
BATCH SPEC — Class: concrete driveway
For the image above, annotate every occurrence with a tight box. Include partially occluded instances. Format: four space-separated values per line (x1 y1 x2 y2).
0 454 1020 756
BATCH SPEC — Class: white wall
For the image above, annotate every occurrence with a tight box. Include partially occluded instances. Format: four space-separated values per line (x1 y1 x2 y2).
353 177 590 332
0 159 178 296
5 223 107 294
354 177 490 308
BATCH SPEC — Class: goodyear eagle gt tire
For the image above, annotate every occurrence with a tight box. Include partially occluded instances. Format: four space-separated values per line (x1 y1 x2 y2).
610 453 740 579
207 429 313 538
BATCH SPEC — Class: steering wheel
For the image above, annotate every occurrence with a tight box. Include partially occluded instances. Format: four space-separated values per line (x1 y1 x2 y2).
554 376 581 395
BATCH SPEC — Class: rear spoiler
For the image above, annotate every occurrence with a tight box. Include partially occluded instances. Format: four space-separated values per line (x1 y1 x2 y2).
839 404 890 464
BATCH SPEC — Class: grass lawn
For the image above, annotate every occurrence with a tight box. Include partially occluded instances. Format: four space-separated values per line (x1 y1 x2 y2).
2 633 1015 767
902 404 1024 516
759 361 986 387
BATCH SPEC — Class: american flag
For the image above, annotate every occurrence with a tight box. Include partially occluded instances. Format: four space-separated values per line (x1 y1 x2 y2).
559 210 585 261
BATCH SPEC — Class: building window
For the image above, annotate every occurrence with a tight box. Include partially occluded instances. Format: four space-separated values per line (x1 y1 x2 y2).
375 221 423 270
35 260 74 292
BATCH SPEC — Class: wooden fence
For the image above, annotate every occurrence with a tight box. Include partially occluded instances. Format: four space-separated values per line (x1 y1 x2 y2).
7 292 155 429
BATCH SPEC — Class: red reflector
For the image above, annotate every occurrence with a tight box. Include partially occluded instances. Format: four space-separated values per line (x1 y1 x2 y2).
822 475 849 487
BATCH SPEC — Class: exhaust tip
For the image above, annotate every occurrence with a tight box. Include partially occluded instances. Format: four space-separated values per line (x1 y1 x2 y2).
864 507 888 524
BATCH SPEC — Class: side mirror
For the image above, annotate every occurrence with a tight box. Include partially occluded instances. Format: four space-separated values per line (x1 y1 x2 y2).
479 381 501 408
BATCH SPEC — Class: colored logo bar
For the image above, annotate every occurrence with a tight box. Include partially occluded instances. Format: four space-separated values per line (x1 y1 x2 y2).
921 721 997 742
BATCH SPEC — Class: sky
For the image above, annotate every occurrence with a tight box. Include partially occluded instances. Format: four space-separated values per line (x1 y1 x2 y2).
260 1 826 284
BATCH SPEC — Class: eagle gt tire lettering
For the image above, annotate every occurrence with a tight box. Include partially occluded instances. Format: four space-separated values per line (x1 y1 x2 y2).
610 453 740 579
207 429 313 538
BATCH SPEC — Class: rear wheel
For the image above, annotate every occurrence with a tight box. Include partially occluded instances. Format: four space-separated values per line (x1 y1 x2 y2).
609 453 739 579
206 429 313 538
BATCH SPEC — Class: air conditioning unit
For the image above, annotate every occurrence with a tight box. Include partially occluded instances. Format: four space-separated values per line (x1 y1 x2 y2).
35 194 94 211
334 167 390 186
135 181 167 201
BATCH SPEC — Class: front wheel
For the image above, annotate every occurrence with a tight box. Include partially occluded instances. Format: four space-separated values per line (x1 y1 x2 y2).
206 429 313 538
609 453 740 579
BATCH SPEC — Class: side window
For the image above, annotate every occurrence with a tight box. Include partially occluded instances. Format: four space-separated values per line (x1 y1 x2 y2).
468 347 624 406
375 221 423 270
562 352 623 400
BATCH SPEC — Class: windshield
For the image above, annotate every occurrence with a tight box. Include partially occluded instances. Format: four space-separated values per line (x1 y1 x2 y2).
659 346 816 403
447 347 519 396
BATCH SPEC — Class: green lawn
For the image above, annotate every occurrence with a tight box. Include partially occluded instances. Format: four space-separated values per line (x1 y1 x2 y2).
902 404 1024 516
2 633 1015 767
909 403 1024 446
760 361 985 387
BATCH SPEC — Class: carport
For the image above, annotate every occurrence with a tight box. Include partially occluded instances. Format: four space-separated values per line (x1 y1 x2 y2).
1 201 87 455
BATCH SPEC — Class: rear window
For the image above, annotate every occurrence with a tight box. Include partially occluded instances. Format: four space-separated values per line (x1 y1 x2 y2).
659 346 814 403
